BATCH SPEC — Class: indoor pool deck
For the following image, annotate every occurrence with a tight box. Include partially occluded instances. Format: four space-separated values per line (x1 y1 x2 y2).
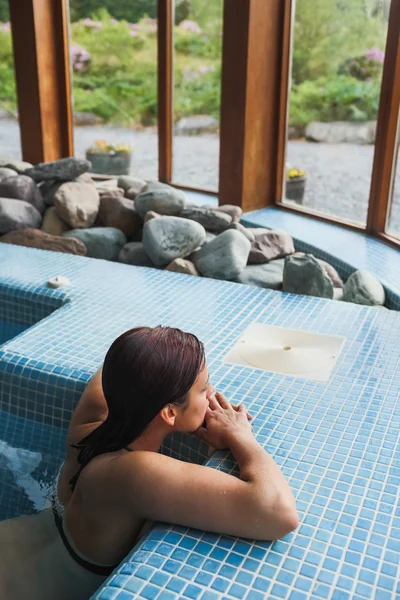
0 244 400 600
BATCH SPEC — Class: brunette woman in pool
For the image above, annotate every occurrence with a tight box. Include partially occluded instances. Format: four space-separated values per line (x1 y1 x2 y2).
0 326 298 600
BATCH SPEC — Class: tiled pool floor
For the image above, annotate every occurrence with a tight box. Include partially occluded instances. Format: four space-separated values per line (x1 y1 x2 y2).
0 244 399 600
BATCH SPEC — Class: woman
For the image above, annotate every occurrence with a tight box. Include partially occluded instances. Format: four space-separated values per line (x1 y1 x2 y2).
0 326 298 600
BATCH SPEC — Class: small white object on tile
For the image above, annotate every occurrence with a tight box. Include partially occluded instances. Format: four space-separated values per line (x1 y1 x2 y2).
47 276 70 289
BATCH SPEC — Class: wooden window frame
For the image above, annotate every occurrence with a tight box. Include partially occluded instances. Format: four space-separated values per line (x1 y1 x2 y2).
10 0 73 164
276 0 400 247
9 0 400 249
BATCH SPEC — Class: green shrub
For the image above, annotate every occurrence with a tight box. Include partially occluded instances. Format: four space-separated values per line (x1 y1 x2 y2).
289 76 381 127
338 48 384 81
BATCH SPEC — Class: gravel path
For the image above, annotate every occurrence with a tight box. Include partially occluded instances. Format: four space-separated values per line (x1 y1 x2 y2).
1 119 399 234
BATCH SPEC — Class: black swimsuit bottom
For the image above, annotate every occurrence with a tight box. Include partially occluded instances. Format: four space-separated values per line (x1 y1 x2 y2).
52 446 134 576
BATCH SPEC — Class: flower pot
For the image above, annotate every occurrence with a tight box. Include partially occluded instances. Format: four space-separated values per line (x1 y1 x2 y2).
286 176 306 204
86 151 132 176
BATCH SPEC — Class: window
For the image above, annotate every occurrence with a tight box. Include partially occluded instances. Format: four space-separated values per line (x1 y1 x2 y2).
385 121 400 238
67 1 158 180
171 0 223 192
0 7 22 162
282 0 390 226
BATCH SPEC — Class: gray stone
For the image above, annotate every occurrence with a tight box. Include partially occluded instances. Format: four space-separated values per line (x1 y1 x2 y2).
165 258 199 276
0 160 33 173
118 176 146 193
0 175 44 213
97 195 142 237
143 216 206 267
249 229 295 264
0 228 86 256
193 229 251 280
73 112 104 126
119 242 154 267
0 198 42 234
343 270 385 306
175 115 218 135
64 227 126 261
293 252 344 288
229 222 255 242
0 168 17 180
135 186 186 219
54 182 100 228
283 254 334 299
25 158 91 182
180 207 232 233
235 259 285 289
41 207 70 236
214 204 242 223
306 121 377 145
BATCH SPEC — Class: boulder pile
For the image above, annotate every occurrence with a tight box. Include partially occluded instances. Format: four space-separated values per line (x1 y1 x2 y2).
0 157 387 308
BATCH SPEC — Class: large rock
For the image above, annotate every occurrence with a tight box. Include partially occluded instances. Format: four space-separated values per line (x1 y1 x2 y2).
0 175 44 213
41 207 70 236
0 160 33 173
97 195 142 237
0 198 42 234
64 227 126 261
25 158 91 182
165 258 199 276
294 252 343 288
193 229 251 280
0 168 17 180
76 172 96 187
118 242 154 267
249 229 295 264
175 115 218 135
283 254 334 298
143 216 206 267
343 270 385 306
0 228 86 255
180 207 232 233
306 121 377 145
229 222 255 242
118 176 146 193
214 204 242 223
54 182 100 228
235 259 285 289
135 185 186 218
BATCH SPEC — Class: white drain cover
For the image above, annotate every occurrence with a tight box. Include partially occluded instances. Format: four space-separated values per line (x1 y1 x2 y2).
224 323 345 382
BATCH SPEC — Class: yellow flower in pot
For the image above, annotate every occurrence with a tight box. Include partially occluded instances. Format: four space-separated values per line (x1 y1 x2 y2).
86 140 133 176
286 166 306 204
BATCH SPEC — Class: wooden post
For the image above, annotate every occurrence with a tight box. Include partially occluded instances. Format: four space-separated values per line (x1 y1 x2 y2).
367 0 400 235
157 0 173 183
218 0 285 211
9 0 73 164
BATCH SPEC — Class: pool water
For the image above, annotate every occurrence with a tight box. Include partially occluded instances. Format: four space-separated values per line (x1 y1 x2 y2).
0 410 65 520
0 320 28 346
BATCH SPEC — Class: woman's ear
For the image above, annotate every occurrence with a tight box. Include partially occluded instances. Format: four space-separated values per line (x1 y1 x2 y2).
159 403 178 427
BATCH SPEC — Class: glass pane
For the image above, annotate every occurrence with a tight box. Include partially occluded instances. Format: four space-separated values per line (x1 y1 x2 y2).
172 0 223 191
68 2 158 180
283 0 390 225
0 8 22 163
386 124 400 237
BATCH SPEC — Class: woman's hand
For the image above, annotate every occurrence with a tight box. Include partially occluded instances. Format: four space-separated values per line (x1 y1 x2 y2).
194 391 253 450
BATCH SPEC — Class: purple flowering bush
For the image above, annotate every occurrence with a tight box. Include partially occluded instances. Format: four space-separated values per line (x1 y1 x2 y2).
70 44 91 73
338 48 385 81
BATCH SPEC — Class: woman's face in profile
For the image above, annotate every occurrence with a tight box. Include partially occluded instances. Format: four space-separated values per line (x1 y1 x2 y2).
183 364 214 433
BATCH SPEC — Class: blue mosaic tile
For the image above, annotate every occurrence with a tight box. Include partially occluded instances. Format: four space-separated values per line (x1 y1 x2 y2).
241 206 400 310
0 244 399 600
